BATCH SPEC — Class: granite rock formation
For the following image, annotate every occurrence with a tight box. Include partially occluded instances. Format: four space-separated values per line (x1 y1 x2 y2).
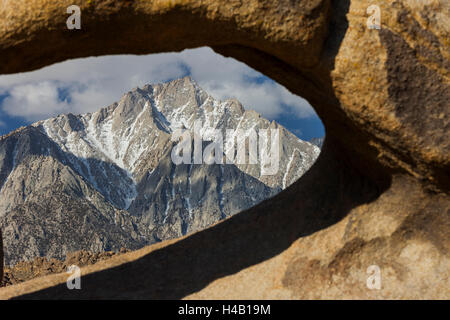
1 249 129 287
0 77 318 266
0 0 448 299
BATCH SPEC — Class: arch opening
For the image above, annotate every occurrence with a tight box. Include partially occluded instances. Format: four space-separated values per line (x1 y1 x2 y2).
0 0 448 300
0 47 326 281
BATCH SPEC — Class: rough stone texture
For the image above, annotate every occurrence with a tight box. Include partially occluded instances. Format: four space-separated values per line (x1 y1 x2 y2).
0 0 448 299
1 249 129 287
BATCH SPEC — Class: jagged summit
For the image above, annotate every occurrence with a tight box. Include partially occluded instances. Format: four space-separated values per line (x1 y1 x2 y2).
32 77 315 183
0 77 320 265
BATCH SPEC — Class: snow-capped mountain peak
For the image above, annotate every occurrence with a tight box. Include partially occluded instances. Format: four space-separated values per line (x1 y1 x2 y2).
0 77 320 265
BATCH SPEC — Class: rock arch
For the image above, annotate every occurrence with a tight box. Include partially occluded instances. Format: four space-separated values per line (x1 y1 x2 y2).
0 0 448 299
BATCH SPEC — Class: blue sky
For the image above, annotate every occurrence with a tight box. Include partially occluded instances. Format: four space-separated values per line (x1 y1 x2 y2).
0 47 324 141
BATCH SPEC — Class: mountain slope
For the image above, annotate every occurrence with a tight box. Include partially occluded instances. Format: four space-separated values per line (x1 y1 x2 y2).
0 76 319 265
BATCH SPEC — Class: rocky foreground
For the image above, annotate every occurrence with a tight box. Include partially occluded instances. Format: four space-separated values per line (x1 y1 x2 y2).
0 0 448 299
0 249 129 287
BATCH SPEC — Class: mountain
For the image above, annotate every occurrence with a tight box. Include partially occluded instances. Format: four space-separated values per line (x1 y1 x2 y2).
0 76 320 265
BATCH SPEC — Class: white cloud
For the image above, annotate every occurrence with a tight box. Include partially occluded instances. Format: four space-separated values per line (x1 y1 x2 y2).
2 81 70 120
0 47 316 123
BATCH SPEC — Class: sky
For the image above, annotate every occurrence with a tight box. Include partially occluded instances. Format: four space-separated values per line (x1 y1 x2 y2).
0 47 324 141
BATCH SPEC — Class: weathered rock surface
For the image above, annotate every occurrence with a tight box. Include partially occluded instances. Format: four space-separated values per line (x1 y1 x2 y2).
0 249 130 287
0 0 448 299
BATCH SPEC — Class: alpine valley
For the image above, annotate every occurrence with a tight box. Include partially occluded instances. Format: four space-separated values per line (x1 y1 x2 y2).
0 76 320 265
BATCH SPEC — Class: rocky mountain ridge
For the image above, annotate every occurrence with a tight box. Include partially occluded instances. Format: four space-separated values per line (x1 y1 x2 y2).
0 76 320 265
